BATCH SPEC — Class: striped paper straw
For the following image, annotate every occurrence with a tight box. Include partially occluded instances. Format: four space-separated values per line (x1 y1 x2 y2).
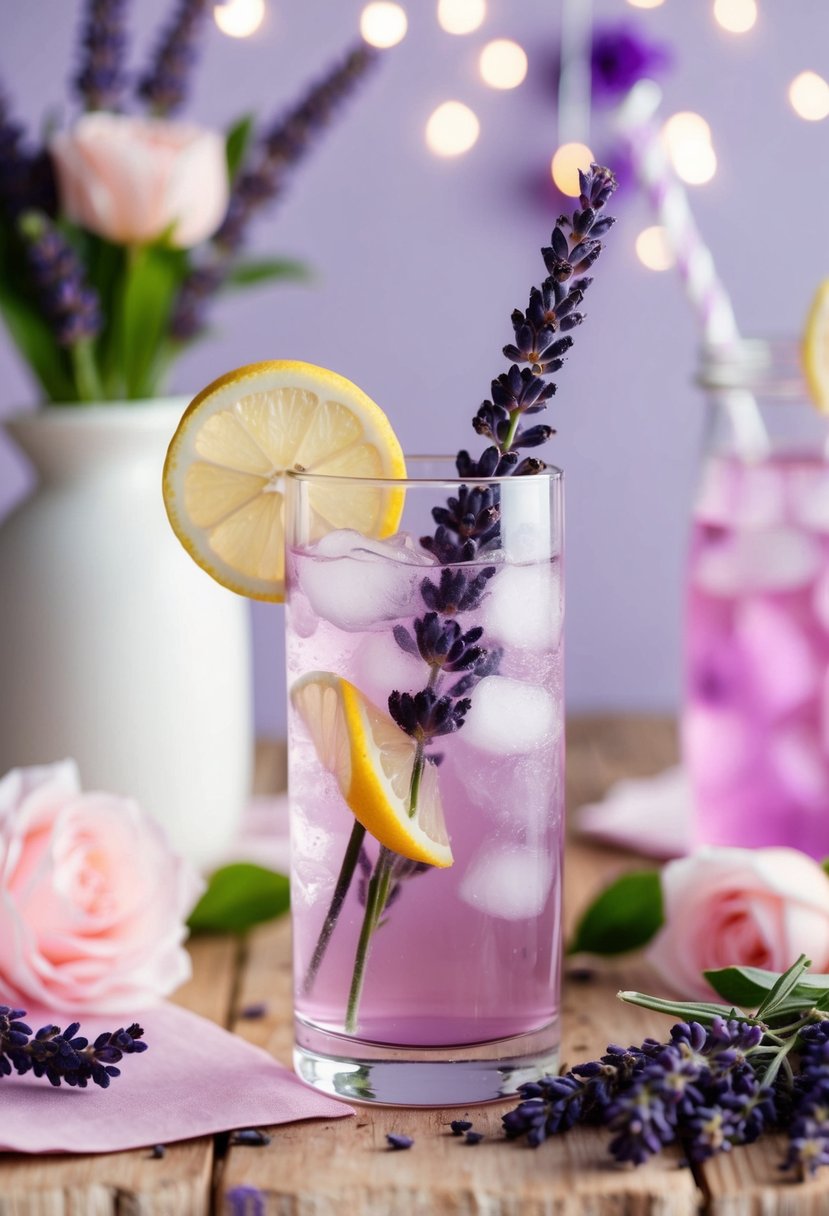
617 81 769 458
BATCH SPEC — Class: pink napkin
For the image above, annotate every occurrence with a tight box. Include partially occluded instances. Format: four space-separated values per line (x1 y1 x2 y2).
0 1001 352 1154
575 765 694 860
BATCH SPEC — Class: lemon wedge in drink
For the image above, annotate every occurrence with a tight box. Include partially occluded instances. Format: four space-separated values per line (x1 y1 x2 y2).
163 361 406 601
803 280 829 413
291 672 454 868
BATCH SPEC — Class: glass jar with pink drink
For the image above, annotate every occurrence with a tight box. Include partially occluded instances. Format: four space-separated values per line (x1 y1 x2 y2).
684 339 829 856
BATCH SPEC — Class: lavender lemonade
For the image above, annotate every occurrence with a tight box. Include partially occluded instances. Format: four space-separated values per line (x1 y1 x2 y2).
286 469 564 1099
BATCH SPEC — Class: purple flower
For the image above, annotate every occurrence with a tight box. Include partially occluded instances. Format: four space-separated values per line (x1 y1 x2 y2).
0 1005 146 1089
74 0 130 111
591 23 672 103
19 213 102 347
137 0 210 115
386 1133 414 1150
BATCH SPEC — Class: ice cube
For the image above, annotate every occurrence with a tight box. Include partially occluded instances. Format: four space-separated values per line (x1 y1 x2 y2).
459 845 553 920
694 527 820 597
735 598 818 717
299 529 433 632
682 705 752 791
788 465 829 533
499 476 555 562
483 562 562 651
354 630 426 707
769 726 829 809
460 675 559 756
694 460 785 529
287 589 319 639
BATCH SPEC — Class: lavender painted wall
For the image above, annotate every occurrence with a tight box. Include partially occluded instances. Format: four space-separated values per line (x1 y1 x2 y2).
2 0 828 737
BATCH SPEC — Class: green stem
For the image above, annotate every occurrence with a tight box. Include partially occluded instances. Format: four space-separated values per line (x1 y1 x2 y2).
345 846 394 1034
408 742 424 818
302 819 367 996
500 409 521 454
70 339 103 402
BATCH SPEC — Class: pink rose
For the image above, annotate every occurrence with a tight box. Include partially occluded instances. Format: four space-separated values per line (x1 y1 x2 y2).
49 113 229 248
0 760 203 1012
647 846 829 999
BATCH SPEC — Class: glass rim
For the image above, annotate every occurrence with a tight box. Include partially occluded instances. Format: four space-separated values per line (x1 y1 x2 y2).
696 336 808 398
285 454 563 488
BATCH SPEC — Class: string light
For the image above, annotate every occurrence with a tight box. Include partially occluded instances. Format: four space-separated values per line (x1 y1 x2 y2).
789 71 829 122
426 101 480 156
213 0 266 39
360 2 408 48
713 0 757 34
437 0 486 36
662 111 717 185
479 39 527 90
550 142 594 197
635 226 675 271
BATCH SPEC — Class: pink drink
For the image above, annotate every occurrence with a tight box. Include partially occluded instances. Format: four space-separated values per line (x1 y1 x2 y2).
685 452 829 856
285 472 564 1104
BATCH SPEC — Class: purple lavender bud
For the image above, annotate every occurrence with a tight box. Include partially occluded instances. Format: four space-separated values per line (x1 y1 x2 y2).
386 1133 414 1150
74 0 130 111
450 1119 473 1135
138 0 210 115
19 212 102 347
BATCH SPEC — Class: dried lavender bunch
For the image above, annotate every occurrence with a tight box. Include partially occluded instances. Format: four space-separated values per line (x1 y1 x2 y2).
170 43 378 342
503 959 829 1182
137 0 210 116
0 1005 147 1089
74 0 130 111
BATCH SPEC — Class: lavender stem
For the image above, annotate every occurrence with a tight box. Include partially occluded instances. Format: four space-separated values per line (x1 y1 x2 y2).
302 818 366 996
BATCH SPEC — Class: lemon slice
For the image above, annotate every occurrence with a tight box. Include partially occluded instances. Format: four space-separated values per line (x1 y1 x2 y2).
803 280 829 413
163 361 406 601
291 671 453 868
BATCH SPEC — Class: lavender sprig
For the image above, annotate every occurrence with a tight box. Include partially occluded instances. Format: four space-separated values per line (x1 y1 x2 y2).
137 0 210 116
170 43 378 342
0 1005 147 1089
0 88 55 219
74 0 130 112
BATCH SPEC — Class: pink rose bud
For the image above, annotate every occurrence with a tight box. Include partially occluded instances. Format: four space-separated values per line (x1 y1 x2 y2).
0 760 204 1012
647 846 829 999
49 113 229 249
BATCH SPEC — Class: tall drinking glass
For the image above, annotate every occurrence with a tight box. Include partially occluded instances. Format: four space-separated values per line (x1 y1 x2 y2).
284 459 563 1104
684 339 829 857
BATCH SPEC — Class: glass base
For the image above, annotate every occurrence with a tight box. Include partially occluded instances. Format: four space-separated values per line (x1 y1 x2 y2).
293 1016 560 1106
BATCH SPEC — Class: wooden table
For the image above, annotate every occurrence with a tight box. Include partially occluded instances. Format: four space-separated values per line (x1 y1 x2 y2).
3 717 828 1215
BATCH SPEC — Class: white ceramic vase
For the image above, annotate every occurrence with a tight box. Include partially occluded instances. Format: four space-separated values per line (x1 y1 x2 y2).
0 400 253 869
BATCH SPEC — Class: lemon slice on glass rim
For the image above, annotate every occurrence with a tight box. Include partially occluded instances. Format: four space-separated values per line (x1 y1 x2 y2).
162 360 407 602
291 672 454 868
803 280 829 413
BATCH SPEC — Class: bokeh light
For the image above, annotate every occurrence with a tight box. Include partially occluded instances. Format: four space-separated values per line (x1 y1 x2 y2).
426 101 480 157
789 71 829 122
713 0 757 34
479 39 527 90
662 112 717 185
360 2 408 49
437 0 486 36
213 0 266 39
550 142 595 197
635 226 675 272
626 0 665 7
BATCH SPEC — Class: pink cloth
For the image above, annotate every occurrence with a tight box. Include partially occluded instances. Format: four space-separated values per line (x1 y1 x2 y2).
0 1001 352 1154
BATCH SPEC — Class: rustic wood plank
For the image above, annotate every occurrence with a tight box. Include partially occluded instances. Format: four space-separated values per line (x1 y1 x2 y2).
0 936 239 1216
216 719 700 1215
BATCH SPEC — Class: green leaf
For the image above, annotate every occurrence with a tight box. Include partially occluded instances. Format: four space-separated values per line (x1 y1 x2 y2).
706 957 829 1012
618 989 745 1025
115 244 188 399
188 863 290 934
224 257 312 289
756 954 811 1018
226 113 256 182
568 870 663 956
